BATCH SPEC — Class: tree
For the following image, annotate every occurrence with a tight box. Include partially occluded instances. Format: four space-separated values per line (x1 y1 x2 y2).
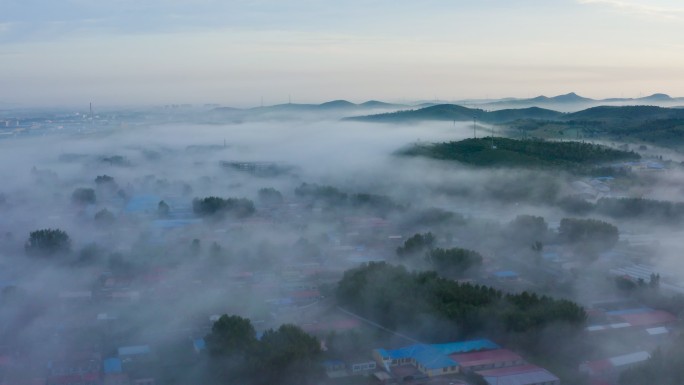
95 175 115 185
508 215 548 245
94 208 115 225
559 218 619 260
75 243 104 266
25 229 71 257
396 232 435 258
94 175 117 191
71 187 96 205
258 324 323 385
426 247 483 277
158 200 170 217
205 314 258 357
258 187 284 205
205 316 322 385
190 239 201 255
650 273 661 289
193 197 255 219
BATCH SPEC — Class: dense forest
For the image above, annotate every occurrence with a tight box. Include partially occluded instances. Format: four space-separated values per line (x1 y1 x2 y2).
335 262 587 345
558 197 684 225
205 315 323 385
400 137 639 172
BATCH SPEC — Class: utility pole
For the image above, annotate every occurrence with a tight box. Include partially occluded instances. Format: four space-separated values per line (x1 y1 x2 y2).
473 117 477 139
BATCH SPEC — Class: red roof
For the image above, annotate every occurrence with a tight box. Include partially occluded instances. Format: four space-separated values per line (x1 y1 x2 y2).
477 364 547 377
449 349 523 367
585 359 613 374
619 311 676 327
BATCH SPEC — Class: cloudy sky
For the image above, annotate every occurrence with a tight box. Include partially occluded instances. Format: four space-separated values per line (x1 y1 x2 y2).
2 0 684 107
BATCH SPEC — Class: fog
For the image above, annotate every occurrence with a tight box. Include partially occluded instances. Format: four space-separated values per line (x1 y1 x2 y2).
2 107 684 385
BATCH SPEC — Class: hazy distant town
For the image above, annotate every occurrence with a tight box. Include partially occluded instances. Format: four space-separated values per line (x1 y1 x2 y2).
1 94 684 385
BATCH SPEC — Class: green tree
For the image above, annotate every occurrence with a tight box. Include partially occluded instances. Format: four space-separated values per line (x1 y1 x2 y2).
95 175 115 185
71 187 96 204
158 200 170 217
94 208 115 225
396 232 435 258
205 314 258 357
25 229 71 257
258 187 284 205
426 247 483 277
508 215 548 245
258 324 323 385
193 196 256 219
190 239 201 255
559 217 619 260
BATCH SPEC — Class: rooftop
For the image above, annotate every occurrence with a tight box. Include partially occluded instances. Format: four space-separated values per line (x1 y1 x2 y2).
609 351 650 367
375 339 500 371
478 364 559 385
449 349 523 367
376 345 457 370
618 310 676 327
103 358 122 374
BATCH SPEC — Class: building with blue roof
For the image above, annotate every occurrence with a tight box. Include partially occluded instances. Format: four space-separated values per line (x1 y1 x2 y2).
193 338 206 353
431 339 501 355
124 195 161 214
373 339 500 378
103 357 122 374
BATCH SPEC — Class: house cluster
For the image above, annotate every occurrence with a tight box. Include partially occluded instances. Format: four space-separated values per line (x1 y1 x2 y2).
581 299 680 385
580 351 651 384
325 339 560 385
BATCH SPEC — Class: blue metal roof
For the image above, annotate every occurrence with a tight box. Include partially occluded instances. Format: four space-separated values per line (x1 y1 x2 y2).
118 345 151 356
431 339 500 354
376 344 458 370
124 195 160 213
376 344 424 360
103 358 122 374
193 338 206 351
413 346 458 370
323 360 345 368
376 340 498 371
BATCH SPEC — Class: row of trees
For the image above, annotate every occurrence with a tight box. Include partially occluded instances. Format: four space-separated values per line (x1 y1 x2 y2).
401 137 639 171
294 183 403 215
396 233 483 277
558 217 618 259
205 315 322 385
192 197 256 219
336 262 587 344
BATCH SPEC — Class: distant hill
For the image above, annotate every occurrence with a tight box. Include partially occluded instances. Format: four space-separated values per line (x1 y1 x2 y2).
638 93 674 102
209 99 410 118
486 92 594 107
564 105 684 121
487 107 564 122
400 137 639 171
472 92 684 112
360 100 404 109
346 104 563 124
318 100 357 109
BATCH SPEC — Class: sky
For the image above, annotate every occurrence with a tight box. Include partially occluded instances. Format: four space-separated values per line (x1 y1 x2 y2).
1 0 684 107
